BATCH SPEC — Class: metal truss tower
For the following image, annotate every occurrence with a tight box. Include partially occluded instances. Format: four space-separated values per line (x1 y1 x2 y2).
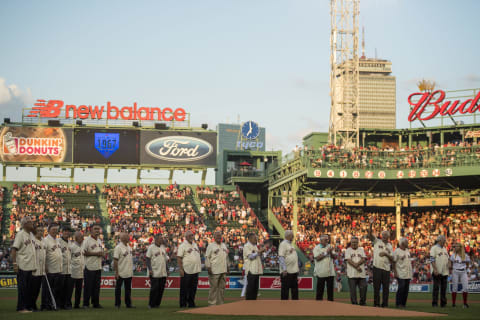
329 0 360 147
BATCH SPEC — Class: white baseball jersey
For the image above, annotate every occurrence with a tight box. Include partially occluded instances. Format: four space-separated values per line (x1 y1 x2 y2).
450 254 470 272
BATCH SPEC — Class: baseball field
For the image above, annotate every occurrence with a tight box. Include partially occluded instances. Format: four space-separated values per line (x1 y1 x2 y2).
0 289 478 320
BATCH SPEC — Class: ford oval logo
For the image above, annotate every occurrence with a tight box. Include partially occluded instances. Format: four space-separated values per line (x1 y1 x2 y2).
145 136 213 162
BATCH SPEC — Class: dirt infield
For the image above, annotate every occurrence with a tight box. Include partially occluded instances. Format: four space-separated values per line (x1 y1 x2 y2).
180 300 447 317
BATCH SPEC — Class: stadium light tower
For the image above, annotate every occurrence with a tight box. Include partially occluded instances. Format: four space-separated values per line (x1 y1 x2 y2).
329 0 360 148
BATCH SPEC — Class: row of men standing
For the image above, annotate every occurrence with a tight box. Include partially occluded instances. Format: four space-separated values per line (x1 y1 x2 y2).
12 217 104 312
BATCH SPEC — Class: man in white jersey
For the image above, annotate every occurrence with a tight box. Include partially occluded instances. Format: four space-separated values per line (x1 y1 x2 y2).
11 217 36 313
205 230 229 306
31 225 46 312
42 223 63 311
113 232 135 308
393 237 413 308
430 235 449 307
146 234 169 308
82 224 104 308
70 231 84 309
243 233 264 300
313 234 336 301
177 230 201 308
449 242 470 308
58 226 72 309
368 217 394 307
345 236 367 305
278 230 299 300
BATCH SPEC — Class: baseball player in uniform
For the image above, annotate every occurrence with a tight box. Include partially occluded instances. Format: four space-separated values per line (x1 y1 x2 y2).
82 224 103 308
177 230 201 308
58 226 72 309
113 232 135 308
430 235 449 307
205 230 229 306
146 234 169 308
313 234 336 301
70 231 85 309
368 218 394 307
31 225 46 312
393 237 412 308
278 230 299 300
243 233 264 300
449 242 470 308
11 217 36 313
345 236 367 305
42 223 63 311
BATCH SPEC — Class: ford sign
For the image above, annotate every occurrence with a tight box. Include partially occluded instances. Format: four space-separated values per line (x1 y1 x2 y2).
145 136 213 162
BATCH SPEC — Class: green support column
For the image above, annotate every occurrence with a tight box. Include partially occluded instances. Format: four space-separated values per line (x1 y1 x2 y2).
3 165 6 181
104 167 108 184
168 170 174 185
395 193 402 240
292 179 299 243
201 169 207 186
440 131 444 145
136 169 141 184
36 167 41 183
267 190 273 233
408 134 412 148
70 168 74 184
399 135 403 149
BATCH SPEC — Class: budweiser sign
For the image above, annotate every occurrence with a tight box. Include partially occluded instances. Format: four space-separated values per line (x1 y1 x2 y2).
27 99 186 121
408 90 480 122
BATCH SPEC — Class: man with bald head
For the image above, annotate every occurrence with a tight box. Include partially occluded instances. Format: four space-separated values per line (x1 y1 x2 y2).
11 216 36 313
278 230 299 300
70 231 84 309
368 217 394 307
177 230 201 308
430 235 449 307
113 232 134 308
205 230 229 306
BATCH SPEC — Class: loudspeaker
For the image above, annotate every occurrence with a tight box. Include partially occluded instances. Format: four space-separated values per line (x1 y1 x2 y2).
48 120 61 126
155 123 167 130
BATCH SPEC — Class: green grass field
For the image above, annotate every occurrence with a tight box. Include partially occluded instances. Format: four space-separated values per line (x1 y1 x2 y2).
0 289 478 320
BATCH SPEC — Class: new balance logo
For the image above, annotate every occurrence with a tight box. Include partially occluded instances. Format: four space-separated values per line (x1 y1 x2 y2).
27 99 63 118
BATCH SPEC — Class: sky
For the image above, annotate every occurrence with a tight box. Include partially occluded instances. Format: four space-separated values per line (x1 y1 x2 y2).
0 0 479 184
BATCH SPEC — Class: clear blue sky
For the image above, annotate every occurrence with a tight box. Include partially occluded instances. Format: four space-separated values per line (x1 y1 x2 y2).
1 0 479 155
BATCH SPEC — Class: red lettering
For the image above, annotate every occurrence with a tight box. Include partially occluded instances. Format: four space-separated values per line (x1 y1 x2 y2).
138 107 149 120
107 102 119 120
89 105 104 119
150 107 161 120
408 90 480 122
174 108 186 121
163 107 173 121
77 105 89 119
65 105 77 118
120 106 133 120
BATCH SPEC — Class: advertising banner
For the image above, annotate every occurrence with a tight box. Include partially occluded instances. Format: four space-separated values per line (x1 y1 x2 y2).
390 283 430 293
260 276 313 290
0 275 17 288
140 131 217 166
0 127 72 163
74 129 139 164
450 280 480 293
100 276 243 289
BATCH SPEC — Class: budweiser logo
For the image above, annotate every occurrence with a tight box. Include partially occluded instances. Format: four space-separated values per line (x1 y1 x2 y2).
408 90 480 122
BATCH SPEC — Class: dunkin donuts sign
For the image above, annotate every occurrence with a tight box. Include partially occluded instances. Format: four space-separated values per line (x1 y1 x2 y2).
0 127 72 163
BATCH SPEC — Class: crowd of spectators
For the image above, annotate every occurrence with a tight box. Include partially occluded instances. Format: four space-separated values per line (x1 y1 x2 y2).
274 202 480 283
307 141 480 169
